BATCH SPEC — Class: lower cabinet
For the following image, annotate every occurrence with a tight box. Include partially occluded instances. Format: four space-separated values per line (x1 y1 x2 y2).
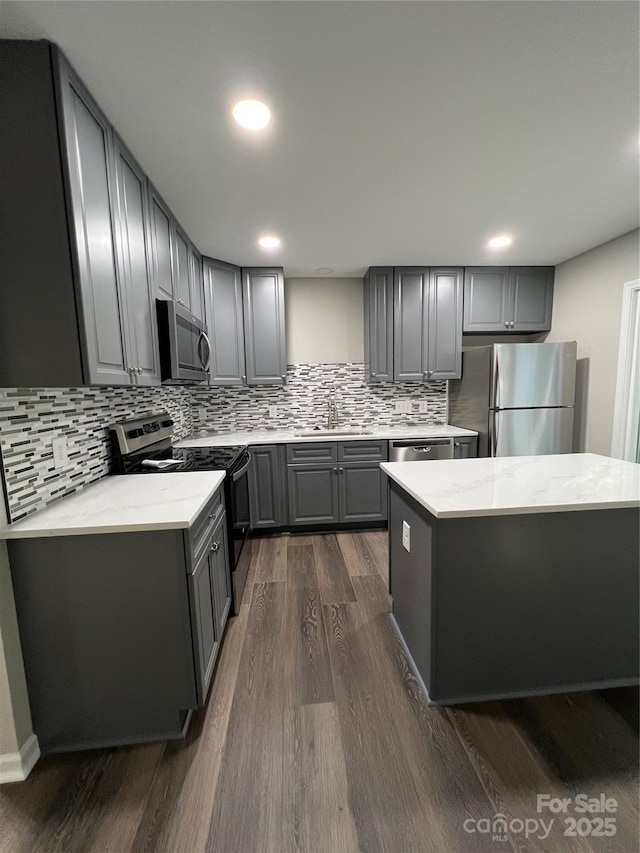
287 441 388 527
453 436 478 458
188 508 232 705
249 445 287 528
8 485 232 753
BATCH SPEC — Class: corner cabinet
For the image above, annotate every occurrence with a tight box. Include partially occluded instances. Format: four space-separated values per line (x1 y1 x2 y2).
393 267 463 382
242 268 287 385
249 445 287 528
463 267 553 333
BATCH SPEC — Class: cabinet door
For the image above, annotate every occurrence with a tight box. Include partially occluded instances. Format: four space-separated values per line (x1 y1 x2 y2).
425 268 463 380
249 445 284 528
463 268 510 333
203 258 246 385
113 137 160 386
453 437 478 459
287 465 339 527
339 463 387 523
189 247 205 324
189 547 218 705
394 268 428 381
508 267 553 332
148 185 174 301
242 268 286 385
210 515 232 642
173 225 191 311
58 60 131 385
364 267 393 382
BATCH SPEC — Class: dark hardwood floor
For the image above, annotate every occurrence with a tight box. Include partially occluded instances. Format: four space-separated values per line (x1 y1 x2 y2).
1 531 638 852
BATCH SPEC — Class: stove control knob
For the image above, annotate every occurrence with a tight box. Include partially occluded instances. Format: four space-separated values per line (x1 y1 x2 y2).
127 428 144 439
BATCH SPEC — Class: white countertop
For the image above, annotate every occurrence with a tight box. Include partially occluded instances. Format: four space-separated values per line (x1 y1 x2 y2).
176 424 477 448
0 472 226 539
381 453 640 518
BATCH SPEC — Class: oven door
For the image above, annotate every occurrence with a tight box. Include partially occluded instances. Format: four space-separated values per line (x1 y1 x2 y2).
228 451 251 568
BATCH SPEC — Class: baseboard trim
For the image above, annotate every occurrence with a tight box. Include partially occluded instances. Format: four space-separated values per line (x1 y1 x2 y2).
0 733 40 784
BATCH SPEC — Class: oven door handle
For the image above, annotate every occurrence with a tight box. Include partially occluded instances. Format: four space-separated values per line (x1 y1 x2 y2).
232 452 252 481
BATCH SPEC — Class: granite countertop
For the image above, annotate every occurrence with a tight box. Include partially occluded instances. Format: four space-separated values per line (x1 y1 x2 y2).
176 424 477 449
0 472 226 539
381 453 640 519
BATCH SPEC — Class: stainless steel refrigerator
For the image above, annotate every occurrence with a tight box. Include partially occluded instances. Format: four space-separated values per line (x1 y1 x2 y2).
449 341 577 457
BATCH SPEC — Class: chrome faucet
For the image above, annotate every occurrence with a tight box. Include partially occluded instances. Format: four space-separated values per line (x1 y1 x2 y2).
327 387 339 430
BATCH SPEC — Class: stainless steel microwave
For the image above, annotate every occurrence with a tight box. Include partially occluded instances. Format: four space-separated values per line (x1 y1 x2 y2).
156 300 210 384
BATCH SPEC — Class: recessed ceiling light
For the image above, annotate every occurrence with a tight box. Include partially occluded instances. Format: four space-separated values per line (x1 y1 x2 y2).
487 235 512 249
315 267 334 275
258 235 281 249
232 99 271 130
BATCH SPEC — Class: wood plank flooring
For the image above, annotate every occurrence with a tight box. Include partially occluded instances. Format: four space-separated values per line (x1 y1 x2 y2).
1 530 637 852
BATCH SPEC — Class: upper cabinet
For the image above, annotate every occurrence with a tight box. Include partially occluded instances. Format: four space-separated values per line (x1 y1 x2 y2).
242 268 287 385
203 259 246 385
364 267 394 382
202 262 287 386
0 40 206 387
364 266 463 383
393 267 463 382
463 267 553 333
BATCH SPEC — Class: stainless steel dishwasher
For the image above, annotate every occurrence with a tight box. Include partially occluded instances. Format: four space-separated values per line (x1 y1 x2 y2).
388 438 454 462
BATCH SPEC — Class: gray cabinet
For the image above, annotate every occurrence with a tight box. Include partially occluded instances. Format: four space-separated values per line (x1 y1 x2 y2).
463 267 553 333
339 463 388 522
242 267 287 385
59 56 131 386
453 436 478 459
203 258 246 385
287 440 388 527
364 267 394 382
249 445 286 528
113 137 161 386
148 186 175 301
393 267 463 381
0 41 204 388
191 545 217 701
288 465 340 527
210 512 232 643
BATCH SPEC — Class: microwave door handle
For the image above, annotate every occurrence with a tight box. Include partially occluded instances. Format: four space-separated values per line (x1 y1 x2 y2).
199 331 211 371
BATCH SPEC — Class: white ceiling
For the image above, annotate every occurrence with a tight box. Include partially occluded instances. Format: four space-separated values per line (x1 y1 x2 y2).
2 1 638 276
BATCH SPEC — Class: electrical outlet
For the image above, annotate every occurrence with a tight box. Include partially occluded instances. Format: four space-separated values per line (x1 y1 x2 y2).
395 401 412 414
52 436 69 469
198 407 207 421
418 401 430 413
402 520 411 553
268 406 278 418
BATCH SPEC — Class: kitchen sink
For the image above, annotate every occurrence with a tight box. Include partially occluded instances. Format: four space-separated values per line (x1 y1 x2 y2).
293 428 373 437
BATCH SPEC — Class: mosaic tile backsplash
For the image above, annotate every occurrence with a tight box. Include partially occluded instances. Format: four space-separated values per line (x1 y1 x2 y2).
0 363 446 523
0 386 192 523
190 363 447 432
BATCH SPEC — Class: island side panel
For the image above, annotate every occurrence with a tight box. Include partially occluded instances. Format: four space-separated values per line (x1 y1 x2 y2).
431 508 640 704
9 530 197 752
388 481 435 693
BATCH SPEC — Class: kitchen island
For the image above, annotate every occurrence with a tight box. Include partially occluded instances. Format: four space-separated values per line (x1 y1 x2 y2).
381 453 640 704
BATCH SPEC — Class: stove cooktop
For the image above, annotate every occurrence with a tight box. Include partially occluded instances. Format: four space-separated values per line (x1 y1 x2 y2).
125 445 247 475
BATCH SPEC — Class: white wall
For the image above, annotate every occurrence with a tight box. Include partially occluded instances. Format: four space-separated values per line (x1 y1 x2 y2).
547 229 639 455
285 278 363 364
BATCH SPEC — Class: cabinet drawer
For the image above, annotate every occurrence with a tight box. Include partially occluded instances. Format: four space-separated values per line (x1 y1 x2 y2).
189 487 224 566
338 440 388 462
287 443 337 464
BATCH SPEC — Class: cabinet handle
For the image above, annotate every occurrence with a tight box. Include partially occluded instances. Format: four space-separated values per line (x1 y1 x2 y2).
510 321 515 328
504 321 509 328
137 367 142 375
210 542 220 553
